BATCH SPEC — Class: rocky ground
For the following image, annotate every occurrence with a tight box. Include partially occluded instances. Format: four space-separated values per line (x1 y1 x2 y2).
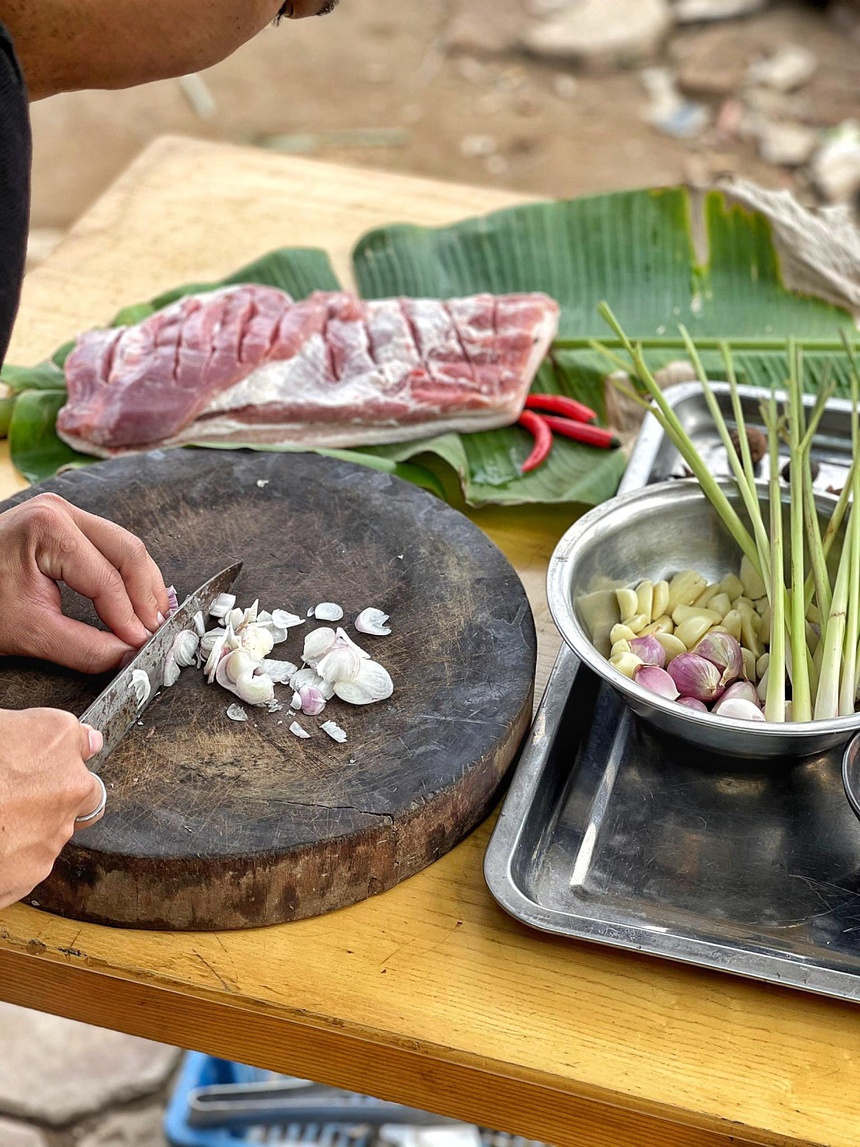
25 0 860 267
7 0 860 1144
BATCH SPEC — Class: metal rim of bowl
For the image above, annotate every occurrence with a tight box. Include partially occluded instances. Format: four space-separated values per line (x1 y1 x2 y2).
842 734 860 820
546 478 860 749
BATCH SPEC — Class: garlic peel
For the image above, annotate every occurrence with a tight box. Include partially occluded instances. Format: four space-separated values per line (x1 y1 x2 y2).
354 607 391 636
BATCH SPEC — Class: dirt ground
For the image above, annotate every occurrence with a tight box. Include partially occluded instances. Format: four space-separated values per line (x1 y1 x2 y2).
26 0 860 255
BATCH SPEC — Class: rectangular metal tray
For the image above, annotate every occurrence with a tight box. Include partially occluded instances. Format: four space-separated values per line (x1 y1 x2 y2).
484 383 860 1003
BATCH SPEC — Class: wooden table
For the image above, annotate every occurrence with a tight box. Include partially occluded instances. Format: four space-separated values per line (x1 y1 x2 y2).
1 137 858 1147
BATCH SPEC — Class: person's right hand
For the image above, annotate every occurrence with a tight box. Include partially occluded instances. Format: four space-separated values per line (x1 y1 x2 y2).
0 708 105 910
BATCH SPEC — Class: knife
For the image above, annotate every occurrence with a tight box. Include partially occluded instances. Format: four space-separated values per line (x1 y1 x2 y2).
79 561 243 775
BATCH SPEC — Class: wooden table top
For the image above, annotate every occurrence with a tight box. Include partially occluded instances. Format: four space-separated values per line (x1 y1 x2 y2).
0 136 857 1147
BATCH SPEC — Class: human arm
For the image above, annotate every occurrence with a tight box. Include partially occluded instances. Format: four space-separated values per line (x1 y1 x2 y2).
0 709 104 909
0 0 334 101
0 492 169 673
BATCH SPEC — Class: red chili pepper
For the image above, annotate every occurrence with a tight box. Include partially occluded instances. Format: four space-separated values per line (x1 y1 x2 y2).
525 392 597 423
540 413 620 450
518 410 554 473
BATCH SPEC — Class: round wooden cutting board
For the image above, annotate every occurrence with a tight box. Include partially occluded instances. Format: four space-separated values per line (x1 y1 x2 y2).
0 450 536 930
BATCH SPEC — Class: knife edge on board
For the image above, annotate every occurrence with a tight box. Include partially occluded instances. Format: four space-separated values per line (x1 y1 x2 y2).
80 561 243 775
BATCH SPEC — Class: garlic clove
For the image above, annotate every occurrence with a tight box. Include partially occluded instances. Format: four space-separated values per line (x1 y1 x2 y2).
226 703 248 722
302 627 338 668
714 680 760 709
634 664 679 700
209 593 236 620
693 631 743 687
667 652 724 703
320 720 347 743
333 659 393 705
714 696 767 722
677 696 708 711
289 720 311 739
354 608 391 636
313 602 344 622
628 635 666 668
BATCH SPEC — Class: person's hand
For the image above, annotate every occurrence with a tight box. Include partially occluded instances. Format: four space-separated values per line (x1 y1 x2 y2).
0 708 105 910
0 492 169 673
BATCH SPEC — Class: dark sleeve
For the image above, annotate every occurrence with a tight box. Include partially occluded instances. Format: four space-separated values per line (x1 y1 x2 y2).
0 21 30 370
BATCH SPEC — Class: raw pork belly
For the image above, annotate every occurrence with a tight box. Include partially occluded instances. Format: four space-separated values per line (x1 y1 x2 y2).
57 285 560 455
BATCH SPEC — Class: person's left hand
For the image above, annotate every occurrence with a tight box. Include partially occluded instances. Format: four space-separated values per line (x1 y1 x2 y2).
0 492 169 673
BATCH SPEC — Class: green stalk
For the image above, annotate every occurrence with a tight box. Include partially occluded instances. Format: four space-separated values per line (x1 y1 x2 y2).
839 351 860 715
595 305 759 570
815 495 854 719
762 394 787 722
679 327 772 599
554 335 856 353
787 342 812 721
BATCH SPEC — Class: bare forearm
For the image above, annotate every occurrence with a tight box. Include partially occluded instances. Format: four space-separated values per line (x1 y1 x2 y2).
0 0 287 99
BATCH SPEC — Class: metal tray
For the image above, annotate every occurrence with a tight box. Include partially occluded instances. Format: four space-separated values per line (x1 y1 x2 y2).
484 383 860 1003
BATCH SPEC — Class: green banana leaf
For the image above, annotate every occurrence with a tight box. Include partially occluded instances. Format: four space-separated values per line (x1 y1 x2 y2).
3 187 854 500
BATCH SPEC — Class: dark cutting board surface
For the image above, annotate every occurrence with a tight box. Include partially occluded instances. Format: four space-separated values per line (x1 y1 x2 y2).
0 450 536 930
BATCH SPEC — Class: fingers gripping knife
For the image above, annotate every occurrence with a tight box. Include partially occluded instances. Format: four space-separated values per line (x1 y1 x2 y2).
78 562 243 776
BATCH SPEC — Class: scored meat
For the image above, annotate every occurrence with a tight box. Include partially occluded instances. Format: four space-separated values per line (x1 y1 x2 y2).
57 285 560 456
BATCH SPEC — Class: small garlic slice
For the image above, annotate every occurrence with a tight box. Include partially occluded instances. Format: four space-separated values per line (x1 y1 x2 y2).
354 608 391 636
260 658 297 684
313 602 344 622
162 652 181 689
209 593 236 620
171 630 199 668
302 628 337 668
289 720 311 739
320 720 347 744
226 703 248 722
234 670 275 707
131 669 151 706
192 611 206 637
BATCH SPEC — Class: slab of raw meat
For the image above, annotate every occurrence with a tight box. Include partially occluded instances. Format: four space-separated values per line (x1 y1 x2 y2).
57 285 560 455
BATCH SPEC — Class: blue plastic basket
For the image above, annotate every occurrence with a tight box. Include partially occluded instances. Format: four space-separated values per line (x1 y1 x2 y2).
164 1053 549 1147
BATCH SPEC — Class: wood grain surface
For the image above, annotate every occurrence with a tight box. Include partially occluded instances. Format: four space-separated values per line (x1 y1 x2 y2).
1 138 859 1147
0 449 534 929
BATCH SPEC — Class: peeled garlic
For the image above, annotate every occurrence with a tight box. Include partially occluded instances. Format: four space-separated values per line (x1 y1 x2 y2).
608 651 644 679
652 580 670 620
655 632 687 663
209 593 236 620
354 608 391 636
635 580 654 621
740 555 766 601
609 623 639 645
313 602 344 622
615 587 639 620
666 570 708 614
334 660 394 705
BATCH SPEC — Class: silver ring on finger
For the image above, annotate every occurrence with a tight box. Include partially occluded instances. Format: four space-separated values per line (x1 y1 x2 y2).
75 774 107 824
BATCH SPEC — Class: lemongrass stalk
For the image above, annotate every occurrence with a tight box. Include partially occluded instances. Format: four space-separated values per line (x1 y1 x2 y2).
595 306 760 570
799 377 836 621
814 493 855 719
679 326 772 599
762 393 787 722
839 351 860 714
787 341 812 720
721 341 758 495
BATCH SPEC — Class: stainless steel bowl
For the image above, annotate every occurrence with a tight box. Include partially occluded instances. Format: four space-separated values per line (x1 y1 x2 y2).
547 478 860 760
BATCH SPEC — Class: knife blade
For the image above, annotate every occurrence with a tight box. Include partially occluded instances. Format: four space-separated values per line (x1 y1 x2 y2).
80 561 243 774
